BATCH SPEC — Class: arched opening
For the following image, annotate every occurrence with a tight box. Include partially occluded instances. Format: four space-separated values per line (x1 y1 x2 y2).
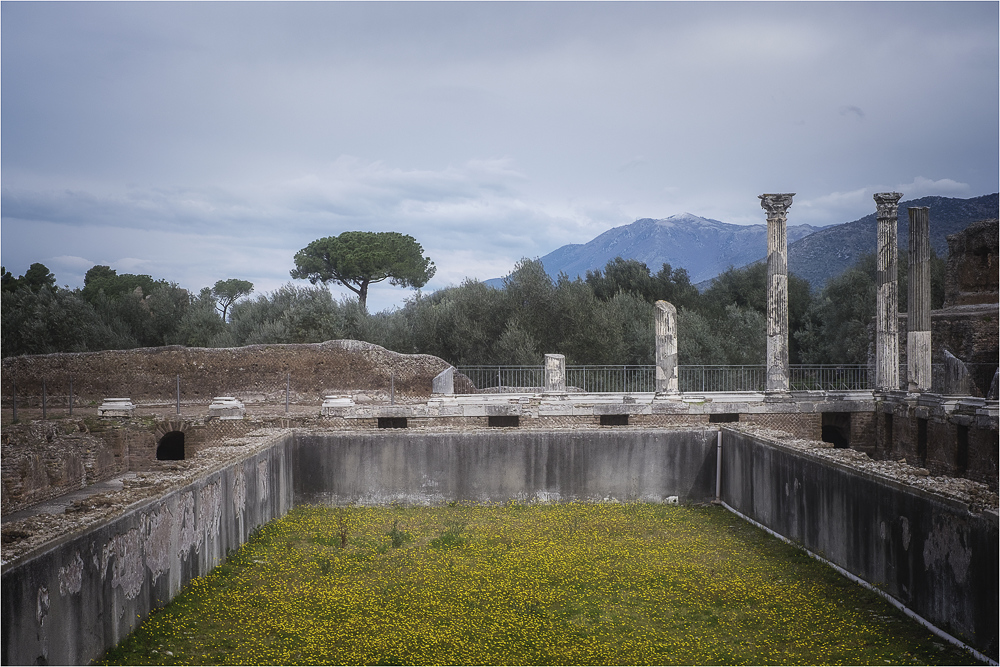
821 413 851 449
157 431 185 460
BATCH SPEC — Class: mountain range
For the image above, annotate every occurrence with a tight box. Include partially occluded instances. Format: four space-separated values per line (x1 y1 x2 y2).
490 194 998 290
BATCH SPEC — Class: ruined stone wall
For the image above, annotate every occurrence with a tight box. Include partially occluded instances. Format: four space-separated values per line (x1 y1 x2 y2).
0 420 139 514
737 412 822 441
943 218 998 307
2 417 281 517
848 410 877 456
875 400 997 490
1 340 473 405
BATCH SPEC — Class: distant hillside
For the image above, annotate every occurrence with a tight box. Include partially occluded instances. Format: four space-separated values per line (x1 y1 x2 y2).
488 213 822 286
487 194 997 291
784 194 999 288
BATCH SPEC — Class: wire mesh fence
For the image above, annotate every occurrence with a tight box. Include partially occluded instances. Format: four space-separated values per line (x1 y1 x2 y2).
0 368 433 422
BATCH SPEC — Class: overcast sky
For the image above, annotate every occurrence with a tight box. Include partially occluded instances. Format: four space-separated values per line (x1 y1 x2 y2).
2 2 997 312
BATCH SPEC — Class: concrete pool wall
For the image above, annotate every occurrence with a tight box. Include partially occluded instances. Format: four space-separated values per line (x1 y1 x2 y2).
721 429 998 661
1 438 294 666
292 429 718 506
2 427 996 665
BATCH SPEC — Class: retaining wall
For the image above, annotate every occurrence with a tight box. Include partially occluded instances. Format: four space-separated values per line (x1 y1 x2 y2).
293 429 718 506
720 428 998 659
1 437 294 666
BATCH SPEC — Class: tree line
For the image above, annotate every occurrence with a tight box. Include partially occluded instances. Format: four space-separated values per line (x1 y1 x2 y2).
1 250 944 366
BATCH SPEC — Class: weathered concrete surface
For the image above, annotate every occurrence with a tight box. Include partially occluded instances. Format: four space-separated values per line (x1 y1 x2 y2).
293 429 718 506
721 428 998 659
1 433 293 666
654 301 679 394
760 193 795 394
875 192 903 391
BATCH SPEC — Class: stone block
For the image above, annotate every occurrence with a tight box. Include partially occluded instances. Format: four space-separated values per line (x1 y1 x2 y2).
321 395 355 417
544 354 566 393
98 398 135 418
432 367 455 395
208 396 245 420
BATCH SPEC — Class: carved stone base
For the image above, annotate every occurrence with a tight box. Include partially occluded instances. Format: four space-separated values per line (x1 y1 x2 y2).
98 398 135 418
208 396 245 420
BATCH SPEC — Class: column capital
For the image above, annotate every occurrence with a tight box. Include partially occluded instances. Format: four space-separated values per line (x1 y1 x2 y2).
758 193 795 219
874 192 903 217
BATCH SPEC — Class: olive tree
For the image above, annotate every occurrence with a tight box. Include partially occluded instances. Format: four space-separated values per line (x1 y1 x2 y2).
290 231 435 312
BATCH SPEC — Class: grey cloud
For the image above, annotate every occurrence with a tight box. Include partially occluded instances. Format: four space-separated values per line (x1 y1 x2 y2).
839 106 865 120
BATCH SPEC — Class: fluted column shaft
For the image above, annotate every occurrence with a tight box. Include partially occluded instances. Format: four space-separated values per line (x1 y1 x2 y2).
874 192 903 391
759 193 794 394
907 207 932 392
654 300 678 394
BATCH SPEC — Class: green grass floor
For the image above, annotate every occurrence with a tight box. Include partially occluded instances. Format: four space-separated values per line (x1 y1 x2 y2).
100 502 981 665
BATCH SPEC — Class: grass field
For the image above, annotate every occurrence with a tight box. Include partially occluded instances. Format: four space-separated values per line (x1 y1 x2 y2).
100 502 979 665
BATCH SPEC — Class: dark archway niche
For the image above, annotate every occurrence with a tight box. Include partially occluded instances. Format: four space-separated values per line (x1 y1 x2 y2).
821 412 851 449
156 431 185 460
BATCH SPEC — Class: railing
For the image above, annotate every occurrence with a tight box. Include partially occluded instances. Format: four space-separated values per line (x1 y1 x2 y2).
456 366 546 392
457 365 872 393
678 365 766 393
567 366 657 393
789 365 870 391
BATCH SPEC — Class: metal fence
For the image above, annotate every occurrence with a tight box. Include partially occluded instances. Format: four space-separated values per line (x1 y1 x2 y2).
456 366 547 393
789 365 870 391
458 364 872 393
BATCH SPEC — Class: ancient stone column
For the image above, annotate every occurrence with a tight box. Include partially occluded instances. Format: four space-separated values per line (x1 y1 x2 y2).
907 207 932 392
874 192 903 391
654 300 679 394
544 354 566 393
759 193 795 394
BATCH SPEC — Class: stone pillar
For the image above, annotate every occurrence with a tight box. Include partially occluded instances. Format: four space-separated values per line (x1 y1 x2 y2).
544 354 566 393
874 192 903 391
907 207 932 392
759 193 795 394
654 300 679 394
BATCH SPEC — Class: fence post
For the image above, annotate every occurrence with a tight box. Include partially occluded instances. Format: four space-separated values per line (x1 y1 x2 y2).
285 372 290 414
390 372 395 405
42 380 47 419
176 375 181 416
69 378 74 416
12 378 17 422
